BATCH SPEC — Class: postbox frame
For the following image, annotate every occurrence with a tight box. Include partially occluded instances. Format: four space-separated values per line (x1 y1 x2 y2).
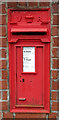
8 8 50 113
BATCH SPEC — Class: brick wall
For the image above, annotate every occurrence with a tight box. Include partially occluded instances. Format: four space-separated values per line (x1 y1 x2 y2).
0 1 59 120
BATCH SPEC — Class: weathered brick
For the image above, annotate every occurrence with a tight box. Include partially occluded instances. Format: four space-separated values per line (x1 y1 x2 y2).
0 102 2 110
15 113 46 118
0 81 2 89
52 70 58 79
0 112 2 120
58 92 59 100
0 4 6 14
0 27 6 36
53 37 59 47
2 60 7 69
0 91 1 100
2 91 7 100
52 81 58 90
0 60 2 69
0 60 7 69
0 81 8 89
52 26 58 36
0 15 6 25
53 15 59 25
2 70 8 79
54 48 59 58
57 48 59 57
3 112 13 118
0 102 8 110
18 2 27 6
1 49 6 58
52 102 59 111
28 2 38 7
40 2 50 6
52 48 58 58
7 2 17 8
0 38 7 47
52 91 57 100
52 59 59 69
57 81 59 90
52 3 58 13
48 113 57 119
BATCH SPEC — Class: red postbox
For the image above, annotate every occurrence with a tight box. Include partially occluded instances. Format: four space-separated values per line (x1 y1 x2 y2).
8 8 50 113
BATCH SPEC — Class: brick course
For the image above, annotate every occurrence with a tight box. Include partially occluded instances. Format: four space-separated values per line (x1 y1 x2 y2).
0 81 8 89
15 113 46 118
0 4 6 14
0 15 6 25
28 2 38 7
3 112 13 118
52 70 58 79
0 60 7 69
2 91 7 100
53 37 59 47
52 91 57 100
0 102 8 111
0 38 7 47
53 15 59 25
0 26 6 36
52 3 58 13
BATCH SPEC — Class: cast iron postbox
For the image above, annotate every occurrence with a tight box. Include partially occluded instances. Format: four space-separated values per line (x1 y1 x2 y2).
8 9 50 113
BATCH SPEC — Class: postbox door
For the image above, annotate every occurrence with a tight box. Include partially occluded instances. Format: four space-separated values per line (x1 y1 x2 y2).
16 45 44 106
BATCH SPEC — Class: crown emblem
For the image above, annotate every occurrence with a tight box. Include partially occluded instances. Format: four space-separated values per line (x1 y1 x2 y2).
25 14 34 23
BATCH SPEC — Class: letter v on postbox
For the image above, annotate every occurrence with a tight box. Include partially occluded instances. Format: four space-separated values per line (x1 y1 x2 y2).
8 8 51 113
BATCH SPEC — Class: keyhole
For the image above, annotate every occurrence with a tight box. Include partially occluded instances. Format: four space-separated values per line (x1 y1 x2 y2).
22 79 24 82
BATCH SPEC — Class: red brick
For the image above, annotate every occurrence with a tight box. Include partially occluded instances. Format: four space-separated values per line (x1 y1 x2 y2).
2 60 7 69
52 91 57 100
48 113 57 119
0 60 7 69
0 49 6 58
2 91 7 100
52 70 58 79
7 2 17 8
52 59 59 69
53 37 59 47
16 113 46 118
0 91 1 100
0 26 6 36
1 49 6 58
0 4 6 14
0 112 2 120
57 81 59 90
52 81 59 90
52 48 57 58
0 102 8 110
0 60 2 69
18 2 27 6
0 81 8 89
0 81 2 89
52 26 58 36
0 15 6 25
0 103 2 110
52 102 59 111
52 3 58 13
53 15 59 25
2 70 8 79
0 38 7 47
3 112 13 118
28 2 38 7
40 2 50 6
